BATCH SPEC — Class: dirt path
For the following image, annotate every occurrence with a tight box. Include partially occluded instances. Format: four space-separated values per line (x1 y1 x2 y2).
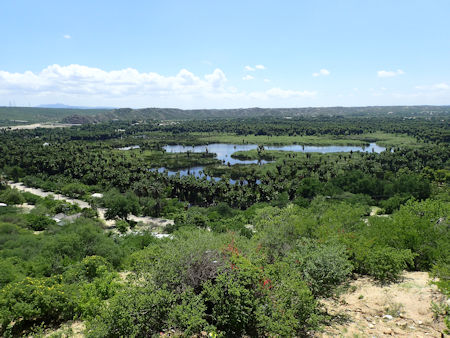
319 271 447 337
8 182 173 228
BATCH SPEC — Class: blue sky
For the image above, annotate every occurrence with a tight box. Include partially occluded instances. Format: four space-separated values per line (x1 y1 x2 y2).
1 0 449 108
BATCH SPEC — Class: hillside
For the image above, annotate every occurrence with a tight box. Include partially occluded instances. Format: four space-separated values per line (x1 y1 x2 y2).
1 105 449 126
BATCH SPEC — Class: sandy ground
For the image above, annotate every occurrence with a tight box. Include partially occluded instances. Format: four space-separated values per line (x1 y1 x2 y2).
8 182 174 229
0 123 77 130
319 271 448 337
44 321 85 337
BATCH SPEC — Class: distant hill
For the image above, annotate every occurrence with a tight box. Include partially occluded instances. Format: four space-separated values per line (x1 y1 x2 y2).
36 103 116 109
0 107 112 125
1 105 449 126
68 105 450 122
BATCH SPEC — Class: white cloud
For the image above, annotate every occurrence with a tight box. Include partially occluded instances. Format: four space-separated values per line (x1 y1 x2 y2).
0 64 228 97
377 69 404 78
312 69 330 77
415 82 449 91
0 64 317 107
63 34 71 39
245 64 265 71
242 75 254 81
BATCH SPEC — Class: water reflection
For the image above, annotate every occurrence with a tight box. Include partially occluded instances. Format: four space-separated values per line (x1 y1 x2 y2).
164 142 385 162
163 143 269 165
156 142 386 183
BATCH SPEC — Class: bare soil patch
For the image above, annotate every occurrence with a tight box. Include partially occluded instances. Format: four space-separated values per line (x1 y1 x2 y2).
319 271 447 337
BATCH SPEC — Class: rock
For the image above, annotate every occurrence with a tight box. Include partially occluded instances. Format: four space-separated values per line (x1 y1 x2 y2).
396 321 408 328
383 328 392 334
368 323 374 329
417 320 423 325
383 314 393 320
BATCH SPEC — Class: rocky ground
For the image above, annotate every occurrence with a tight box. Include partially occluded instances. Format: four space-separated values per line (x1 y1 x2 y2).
319 271 448 337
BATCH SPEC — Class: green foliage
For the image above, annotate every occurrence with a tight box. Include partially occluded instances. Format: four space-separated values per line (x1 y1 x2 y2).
202 254 262 336
103 190 140 220
287 239 353 297
63 256 112 283
366 199 450 270
257 262 318 336
86 285 176 337
0 276 76 335
61 182 90 198
354 245 414 282
296 177 323 199
0 257 24 288
0 189 25 205
380 194 411 213
64 256 119 319
24 213 56 231
0 115 448 336
115 219 129 234
166 289 209 336
21 191 43 205
253 205 305 262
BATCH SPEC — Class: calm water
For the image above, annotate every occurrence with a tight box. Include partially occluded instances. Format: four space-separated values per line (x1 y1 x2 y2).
150 167 260 185
164 142 385 165
155 142 386 183
117 145 140 151
163 144 268 165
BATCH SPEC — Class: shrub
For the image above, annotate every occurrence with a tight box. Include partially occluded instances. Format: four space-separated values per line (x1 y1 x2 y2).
21 192 42 205
63 256 113 283
0 189 25 205
256 264 318 336
287 239 353 297
61 183 89 198
115 219 129 234
0 276 76 335
81 207 98 219
86 285 175 337
356 246 414 282
25 214 56 231
380 194 411 214
201 254 262 336
166 290 208 336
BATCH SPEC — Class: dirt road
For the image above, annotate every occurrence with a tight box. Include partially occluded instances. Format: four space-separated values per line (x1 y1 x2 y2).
8 182 173 228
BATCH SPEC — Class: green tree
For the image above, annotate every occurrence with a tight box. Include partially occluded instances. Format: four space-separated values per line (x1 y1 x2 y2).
104 190 140 221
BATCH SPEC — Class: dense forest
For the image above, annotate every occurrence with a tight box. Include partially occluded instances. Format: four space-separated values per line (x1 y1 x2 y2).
0 111 448 336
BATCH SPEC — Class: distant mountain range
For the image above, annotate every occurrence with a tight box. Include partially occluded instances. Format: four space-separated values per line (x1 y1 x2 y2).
36 103 116 109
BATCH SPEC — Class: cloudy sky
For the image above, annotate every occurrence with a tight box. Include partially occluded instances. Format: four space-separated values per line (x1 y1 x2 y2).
0 0 449 108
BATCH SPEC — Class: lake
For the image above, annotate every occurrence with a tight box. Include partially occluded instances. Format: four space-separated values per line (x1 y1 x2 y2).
154 142 386 183
163 143 385 165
